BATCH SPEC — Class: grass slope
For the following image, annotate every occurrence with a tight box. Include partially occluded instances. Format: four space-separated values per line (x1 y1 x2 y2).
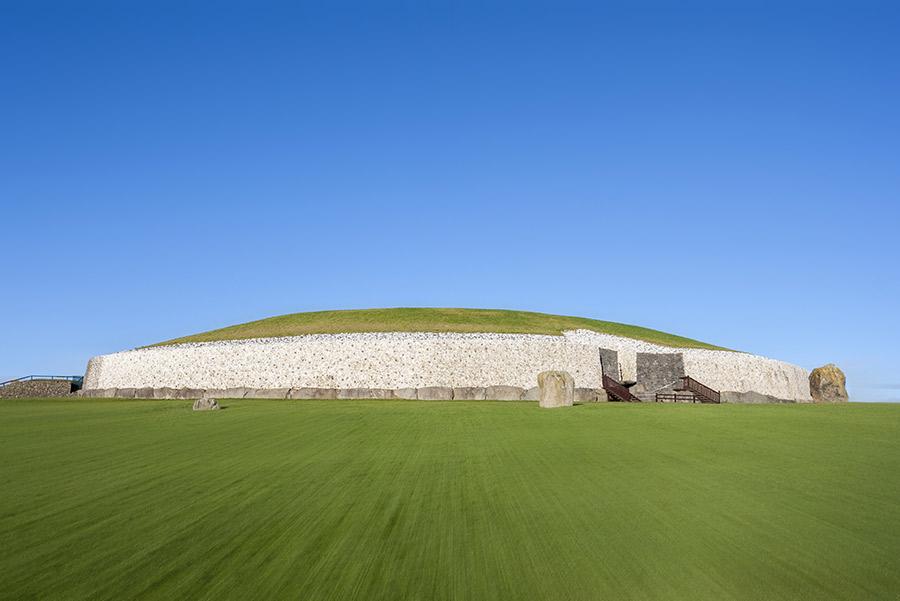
2 399 899 600
155 307 727 349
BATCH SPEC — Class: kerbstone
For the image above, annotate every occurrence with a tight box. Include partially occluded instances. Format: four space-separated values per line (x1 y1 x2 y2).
418 386 453 401
574 387 603 403
721 390 796 404
522 386 541 401
336 388 393 399
486 385 524 401
453 387 486 400
246 388 291 399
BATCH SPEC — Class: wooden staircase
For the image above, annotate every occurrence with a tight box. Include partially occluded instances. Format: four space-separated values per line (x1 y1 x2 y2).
602 374 641 402
666 376 721 403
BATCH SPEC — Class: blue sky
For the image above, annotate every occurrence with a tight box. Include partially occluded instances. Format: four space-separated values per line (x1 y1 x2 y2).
1 1 898 401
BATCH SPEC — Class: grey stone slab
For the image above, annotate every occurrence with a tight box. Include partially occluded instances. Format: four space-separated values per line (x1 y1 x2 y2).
574 387 604 403
335 388 393 399
417 386 453 401
245 388 291 399
522 386 540 401
485 385 525 401
288 388 338 399
721 390 796 404
452 387 486 400
393 388 418 400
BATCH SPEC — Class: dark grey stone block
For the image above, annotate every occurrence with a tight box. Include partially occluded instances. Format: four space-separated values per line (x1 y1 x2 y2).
598 348 620 380
636 353 685 394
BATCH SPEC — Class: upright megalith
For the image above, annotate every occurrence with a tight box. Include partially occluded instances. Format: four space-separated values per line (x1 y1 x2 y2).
809 364 848 403
538 371 574 408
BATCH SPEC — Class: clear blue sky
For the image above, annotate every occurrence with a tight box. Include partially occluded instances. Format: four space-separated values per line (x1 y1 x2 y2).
2 1 898 401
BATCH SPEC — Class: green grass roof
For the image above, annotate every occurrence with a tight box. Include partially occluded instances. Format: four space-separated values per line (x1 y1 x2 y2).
154 308 729 350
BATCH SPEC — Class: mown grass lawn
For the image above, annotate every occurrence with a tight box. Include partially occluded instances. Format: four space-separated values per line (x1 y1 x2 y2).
1 400 898 600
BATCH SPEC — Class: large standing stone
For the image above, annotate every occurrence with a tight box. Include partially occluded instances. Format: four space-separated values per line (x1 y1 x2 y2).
537 371 574 408
809 364 848 403
192 397 220 411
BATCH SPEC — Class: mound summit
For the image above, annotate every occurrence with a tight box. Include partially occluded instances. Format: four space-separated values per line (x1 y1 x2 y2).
153 308 728 350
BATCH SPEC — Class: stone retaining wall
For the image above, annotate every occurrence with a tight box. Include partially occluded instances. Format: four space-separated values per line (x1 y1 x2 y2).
0 379 74 398
83 330 813 402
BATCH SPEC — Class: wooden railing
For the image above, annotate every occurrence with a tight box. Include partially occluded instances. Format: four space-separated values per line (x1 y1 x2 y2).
655 392 702 403
603 374 641 402
674 376 720 403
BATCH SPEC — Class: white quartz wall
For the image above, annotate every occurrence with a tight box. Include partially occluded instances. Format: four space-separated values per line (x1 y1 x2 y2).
84 330 812 401
84 332 602 391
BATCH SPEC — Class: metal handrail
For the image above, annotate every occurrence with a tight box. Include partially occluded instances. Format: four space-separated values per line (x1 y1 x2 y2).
0 375 84 388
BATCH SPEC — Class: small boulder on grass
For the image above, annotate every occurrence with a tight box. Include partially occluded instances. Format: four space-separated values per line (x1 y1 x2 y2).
192 397 221 411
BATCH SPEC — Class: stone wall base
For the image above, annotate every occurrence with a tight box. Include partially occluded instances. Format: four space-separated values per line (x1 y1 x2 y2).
720 391 804 404
78 386 610 402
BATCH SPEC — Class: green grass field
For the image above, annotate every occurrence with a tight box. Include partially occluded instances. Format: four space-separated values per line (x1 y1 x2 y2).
154 307 728 350
2 400 898 600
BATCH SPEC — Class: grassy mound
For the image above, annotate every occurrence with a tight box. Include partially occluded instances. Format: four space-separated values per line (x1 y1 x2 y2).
155 307 728 350
1 399 898 599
